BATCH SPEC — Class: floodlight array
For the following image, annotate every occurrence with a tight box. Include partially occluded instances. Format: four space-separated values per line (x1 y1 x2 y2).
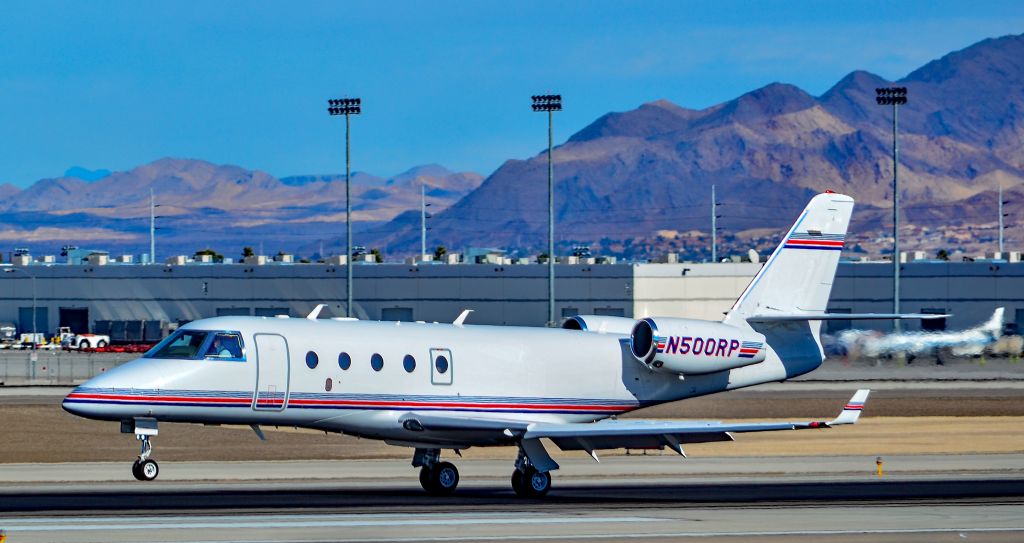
328 98 362 115
531 94 562 112
875 87 908 106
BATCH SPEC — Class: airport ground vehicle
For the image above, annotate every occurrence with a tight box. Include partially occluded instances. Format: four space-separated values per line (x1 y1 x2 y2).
59 328 110 350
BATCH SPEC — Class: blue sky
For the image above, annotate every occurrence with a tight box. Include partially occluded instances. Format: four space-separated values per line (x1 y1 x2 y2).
2 1 1023 187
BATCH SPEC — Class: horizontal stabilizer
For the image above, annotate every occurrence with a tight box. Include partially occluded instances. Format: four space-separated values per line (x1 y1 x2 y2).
828 389 870 426
747 313 950 322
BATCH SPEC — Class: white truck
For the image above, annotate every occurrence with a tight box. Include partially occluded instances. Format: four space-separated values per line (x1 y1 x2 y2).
59 327 110 350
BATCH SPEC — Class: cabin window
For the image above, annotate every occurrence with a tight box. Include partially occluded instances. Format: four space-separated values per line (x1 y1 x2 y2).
370 353 384 372
435 354 450 374
306 351 319 369
403 354 416 373
338 352 351 370
145 330 208 359
204 333 244 361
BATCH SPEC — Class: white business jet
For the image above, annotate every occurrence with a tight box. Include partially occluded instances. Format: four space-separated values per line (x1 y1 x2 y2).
65 192 921 497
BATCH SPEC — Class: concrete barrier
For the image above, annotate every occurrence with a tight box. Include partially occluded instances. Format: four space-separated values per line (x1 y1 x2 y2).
0 352 137 386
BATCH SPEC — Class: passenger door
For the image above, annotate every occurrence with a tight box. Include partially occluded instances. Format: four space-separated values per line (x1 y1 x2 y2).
253 333 290 411
430 348 453 386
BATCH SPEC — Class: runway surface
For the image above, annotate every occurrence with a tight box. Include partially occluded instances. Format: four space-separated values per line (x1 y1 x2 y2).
2 456 1024 542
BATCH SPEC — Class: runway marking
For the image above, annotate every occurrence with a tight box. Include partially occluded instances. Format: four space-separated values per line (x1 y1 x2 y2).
143 528 1024 543
0 513 658 532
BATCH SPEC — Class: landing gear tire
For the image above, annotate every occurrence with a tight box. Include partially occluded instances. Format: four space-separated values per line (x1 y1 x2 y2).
420 462 459 495
513 466 551 498
132 459 159 481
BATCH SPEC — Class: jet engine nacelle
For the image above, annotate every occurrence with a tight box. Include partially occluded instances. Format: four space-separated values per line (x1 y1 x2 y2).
562 315 637 335
630 317 767 375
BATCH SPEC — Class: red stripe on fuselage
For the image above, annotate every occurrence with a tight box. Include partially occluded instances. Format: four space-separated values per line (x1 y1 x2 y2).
66 393 629 412
785 239 844 247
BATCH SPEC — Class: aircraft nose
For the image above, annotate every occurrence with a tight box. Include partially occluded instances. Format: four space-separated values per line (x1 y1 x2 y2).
62 385 108 419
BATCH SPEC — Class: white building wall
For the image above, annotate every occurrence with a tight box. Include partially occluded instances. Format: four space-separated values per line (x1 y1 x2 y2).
632 263 759 321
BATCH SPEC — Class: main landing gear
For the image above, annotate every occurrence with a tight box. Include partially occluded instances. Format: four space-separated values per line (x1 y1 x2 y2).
413 448 460 496
410 446 553 498
124 418 160 481
511 447 551 498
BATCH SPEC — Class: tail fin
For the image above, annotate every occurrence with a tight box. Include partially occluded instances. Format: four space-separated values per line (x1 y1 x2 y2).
724 192 855 328
980 307 1005 339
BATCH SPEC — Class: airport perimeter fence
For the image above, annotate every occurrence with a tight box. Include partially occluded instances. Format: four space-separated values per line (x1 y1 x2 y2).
0 351 136 386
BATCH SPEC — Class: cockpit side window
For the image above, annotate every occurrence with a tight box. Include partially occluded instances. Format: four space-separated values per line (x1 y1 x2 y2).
146 330 209 359
205 333 245 361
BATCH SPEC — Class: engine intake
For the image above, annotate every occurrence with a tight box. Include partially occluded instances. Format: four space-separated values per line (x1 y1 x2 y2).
562 315 637 335
630 317 766 375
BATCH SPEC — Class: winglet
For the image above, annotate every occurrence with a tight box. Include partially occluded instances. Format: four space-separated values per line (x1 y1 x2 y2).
453 309 474 326
306 304 327 320
829 389 870 426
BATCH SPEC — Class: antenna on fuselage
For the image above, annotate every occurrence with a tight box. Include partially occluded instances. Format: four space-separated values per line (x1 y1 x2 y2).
306 304 327 320
453 309 474 326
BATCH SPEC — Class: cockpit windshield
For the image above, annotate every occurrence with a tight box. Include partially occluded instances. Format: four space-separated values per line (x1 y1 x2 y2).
146 330 209 359
204 333 243 359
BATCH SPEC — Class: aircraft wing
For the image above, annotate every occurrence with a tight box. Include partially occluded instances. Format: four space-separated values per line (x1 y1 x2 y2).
525 389 869 454
748 313 948 322
400 390 868 472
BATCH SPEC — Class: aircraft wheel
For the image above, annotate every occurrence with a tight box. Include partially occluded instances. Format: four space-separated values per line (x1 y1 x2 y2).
131 459 143 481
511 469 525 495
428 461 459 496
419 466 434 492
137 459 159 481
516 467 550 498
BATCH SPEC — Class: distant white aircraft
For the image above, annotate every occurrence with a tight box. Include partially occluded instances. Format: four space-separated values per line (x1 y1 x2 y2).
839 308 1004 358
65 192 921 497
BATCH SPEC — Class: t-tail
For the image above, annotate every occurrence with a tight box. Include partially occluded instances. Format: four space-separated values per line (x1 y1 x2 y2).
723 191 855 375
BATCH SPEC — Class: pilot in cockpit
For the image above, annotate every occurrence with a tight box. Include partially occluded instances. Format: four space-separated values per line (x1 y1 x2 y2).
206 334 242 358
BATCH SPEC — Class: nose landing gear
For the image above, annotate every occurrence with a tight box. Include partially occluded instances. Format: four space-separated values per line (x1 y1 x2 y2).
131 434 159 481
124 418 160 481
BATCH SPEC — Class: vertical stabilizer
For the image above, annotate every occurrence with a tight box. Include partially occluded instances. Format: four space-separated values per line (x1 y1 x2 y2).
725 193 855 327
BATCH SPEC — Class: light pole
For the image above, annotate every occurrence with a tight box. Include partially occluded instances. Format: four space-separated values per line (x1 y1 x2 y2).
328 97 362 317
149 188 163 265
5 268 37 349
532 94 561 326
876 86 907 331
421 184 432 261
711 185 722 263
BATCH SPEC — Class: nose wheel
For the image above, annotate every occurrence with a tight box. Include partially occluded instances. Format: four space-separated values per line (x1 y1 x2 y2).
132 458 159 481
131 433 159 481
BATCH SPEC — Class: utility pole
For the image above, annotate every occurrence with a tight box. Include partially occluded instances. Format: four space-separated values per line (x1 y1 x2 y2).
327 97 362 317
532 94 562 326
876 86 907 332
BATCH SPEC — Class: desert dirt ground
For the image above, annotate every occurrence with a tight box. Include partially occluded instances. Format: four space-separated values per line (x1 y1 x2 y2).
3 388 1023 463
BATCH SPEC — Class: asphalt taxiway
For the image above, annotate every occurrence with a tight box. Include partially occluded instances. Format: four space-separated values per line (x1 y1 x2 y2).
1 456 1023 542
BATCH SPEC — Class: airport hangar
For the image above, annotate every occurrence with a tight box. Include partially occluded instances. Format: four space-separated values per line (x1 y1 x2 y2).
1 258 1021 338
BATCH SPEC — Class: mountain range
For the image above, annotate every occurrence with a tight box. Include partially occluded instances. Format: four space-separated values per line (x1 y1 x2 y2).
0 160 482 258
2 33 1023 261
